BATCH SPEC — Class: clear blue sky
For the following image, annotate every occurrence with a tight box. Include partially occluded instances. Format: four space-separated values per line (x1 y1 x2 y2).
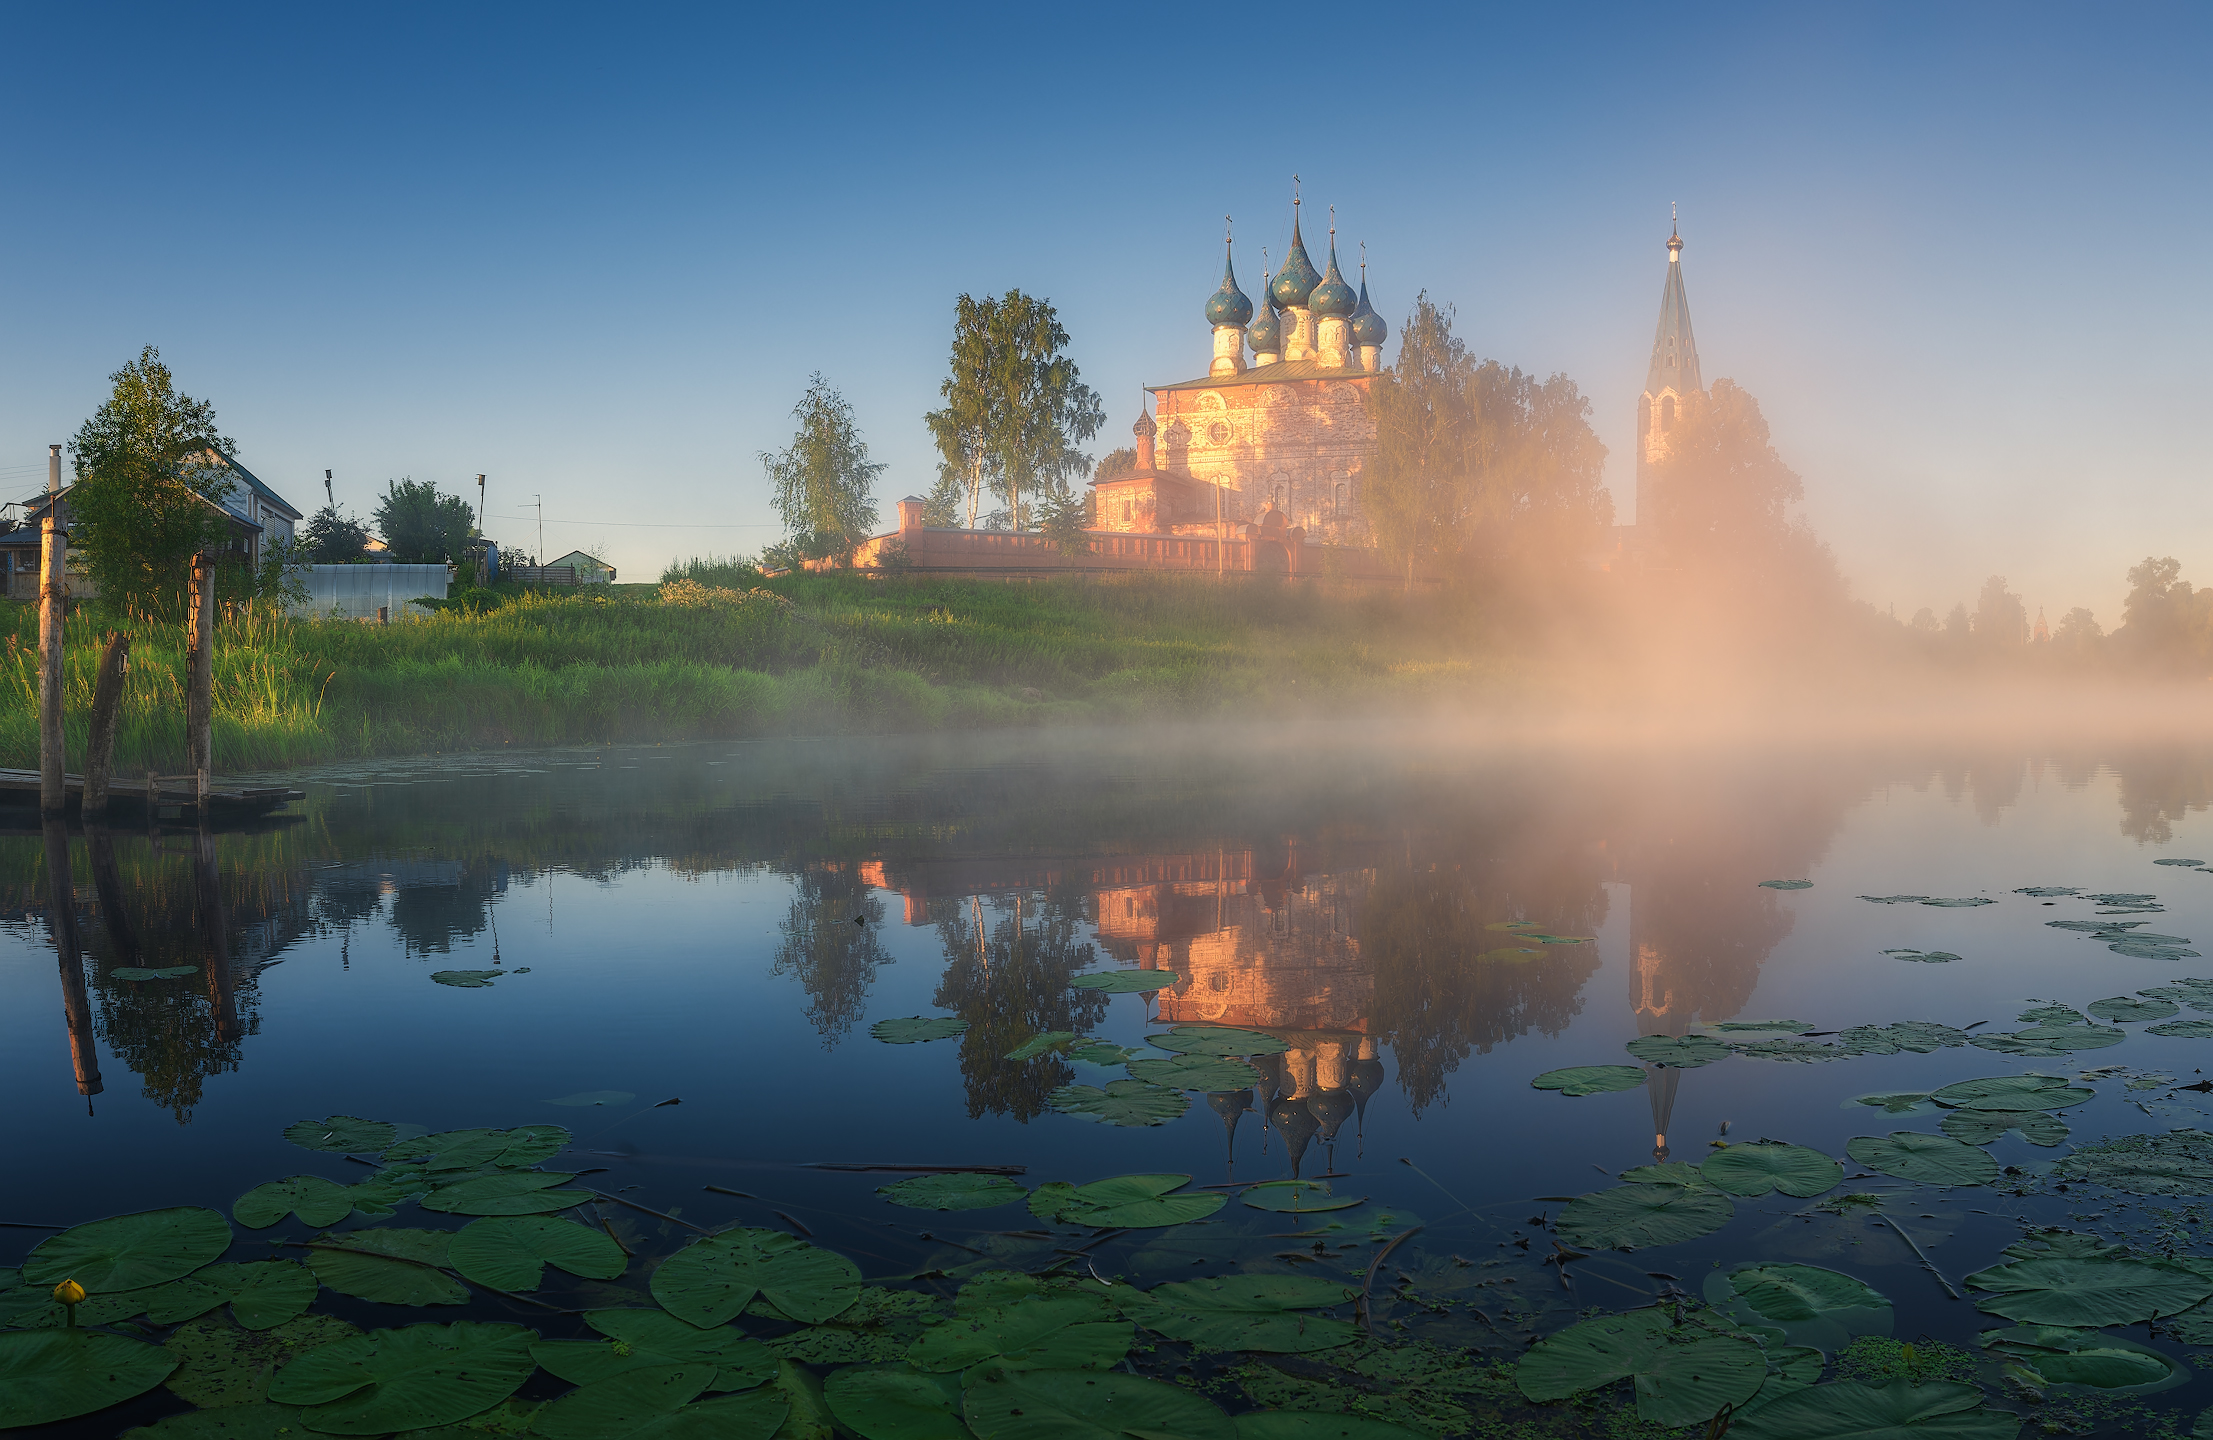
1 3 2204 623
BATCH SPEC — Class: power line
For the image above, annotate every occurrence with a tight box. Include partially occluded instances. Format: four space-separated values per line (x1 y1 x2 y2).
482 513 775 529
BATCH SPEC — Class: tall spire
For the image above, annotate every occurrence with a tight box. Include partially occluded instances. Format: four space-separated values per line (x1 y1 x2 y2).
1644 211 1702 396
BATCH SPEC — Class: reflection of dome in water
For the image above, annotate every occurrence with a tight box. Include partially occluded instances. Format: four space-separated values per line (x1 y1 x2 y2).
1269 1097 1320 1177
1307 1087 1354 1140
1246 1051 1285 1103
1208 1089 1252 1158
1346 1055 1386 1123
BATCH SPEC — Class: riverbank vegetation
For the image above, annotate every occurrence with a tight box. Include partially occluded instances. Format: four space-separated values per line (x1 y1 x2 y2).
0 570 1510 774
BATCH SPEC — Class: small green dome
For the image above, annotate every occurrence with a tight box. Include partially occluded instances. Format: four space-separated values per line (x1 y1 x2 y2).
1269 215 1321 310
1246 276 1282 351
1309 241 1355 319
1205 247 1253 328
1350 275 1388 347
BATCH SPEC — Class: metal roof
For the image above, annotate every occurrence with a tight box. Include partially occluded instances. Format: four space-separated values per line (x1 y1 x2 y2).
1643 226 1703 397
1147 358 1380 394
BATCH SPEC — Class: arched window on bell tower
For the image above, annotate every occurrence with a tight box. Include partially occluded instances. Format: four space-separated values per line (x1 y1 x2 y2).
1660 395 1676 432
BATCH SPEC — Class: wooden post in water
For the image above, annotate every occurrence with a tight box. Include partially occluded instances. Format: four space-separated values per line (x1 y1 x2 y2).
44 820 103 1105
187 550 214 815
38 444 66 818
83 632 131 820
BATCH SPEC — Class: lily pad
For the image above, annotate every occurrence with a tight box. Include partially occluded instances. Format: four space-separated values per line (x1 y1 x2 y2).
1517 1308 1766 1426
1145 1027 1290 1057
0 1328 181 1428
1530 1065 1645 1097
960 1367 1236 1440
1760 880 1813 890
162 1311 361 1408
234 1176 356 1230
314 1228 452 1266
909 1294 1133 1374
2156 859 2205 866
1005 1032 1075 1061
824 1365 966 1440
384 1126 568 1171
1840 1022 1969 1054
141 1261 319 1331
528 1369 787 1440
1555 1185 1733 1250
2089 894 2158 905
23 1207 232 1293
1241 1181 1364 1214
1844 1133 1998 1187
1853 1092 1932 1114
1701 1143 1841 1198
2016 887 2079 897
1047 1080 1188 1128
1860 895 1931 904
871 1017 969 1044
112 965 199 981
1736 1038 1844 1063
265 1320 537 1434
446 1215 626 1291
1729 1379 2020 1439
1031 1174 1225 1229
2114 942 2202 959
529 1308 775 1391
1118 1275 1361 1354
1940 1109 2068 1147
1969 1024 2124 1056
284 1117 398 1154
1623 1035 1732 1069
305 1244 469 1307
1126 1055 1262 1091
420 1170 591 1216
1710 1264 1893 1351
1882 950 1958 964
650 1227 860 1328
2055 1132 2213 1195
1928 1075 2083 1110
544 1091 635 1107
1921 897 1996 907
2018 1003 2088 1025
430 970 503 987
2148 1020 2213 1038
1982 1325 2188 1392
1709 1019 1815 1033
1068 1042 1135 1066
2089 996 2180 1022
1965 1253 2213 1327
1071 971 1178 993
876 1174 1031 1211
1233 1418 1426 1440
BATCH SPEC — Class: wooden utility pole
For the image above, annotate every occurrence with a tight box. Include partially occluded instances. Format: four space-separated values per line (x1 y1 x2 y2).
187 550 215 813
39 444 66 818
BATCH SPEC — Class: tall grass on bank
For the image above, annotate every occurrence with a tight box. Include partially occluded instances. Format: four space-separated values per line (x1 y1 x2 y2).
1 573 1500 774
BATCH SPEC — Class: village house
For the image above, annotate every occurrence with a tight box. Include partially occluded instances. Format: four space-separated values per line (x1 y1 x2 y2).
0 448 298 599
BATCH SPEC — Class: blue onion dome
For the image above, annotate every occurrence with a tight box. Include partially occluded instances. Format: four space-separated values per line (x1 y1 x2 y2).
1246 273 1281 350
1205 245 1253 327
1350 272 1387 347
1309 239 1355 319
1270 213 1321 310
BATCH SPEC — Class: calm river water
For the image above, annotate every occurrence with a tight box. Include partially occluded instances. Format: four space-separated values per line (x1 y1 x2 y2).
6 729 2213 1436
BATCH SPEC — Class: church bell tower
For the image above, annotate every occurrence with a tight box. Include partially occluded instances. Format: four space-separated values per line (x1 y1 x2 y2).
1635 215 1704 528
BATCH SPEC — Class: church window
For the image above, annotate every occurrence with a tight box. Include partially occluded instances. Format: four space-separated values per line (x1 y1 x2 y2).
1121 500 1132 523
1334 483 1345 510
1660 396 1676 431
1274 485 1285 508
1207 420 1231 445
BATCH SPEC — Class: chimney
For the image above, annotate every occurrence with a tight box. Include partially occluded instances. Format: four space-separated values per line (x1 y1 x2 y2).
896 496 927 533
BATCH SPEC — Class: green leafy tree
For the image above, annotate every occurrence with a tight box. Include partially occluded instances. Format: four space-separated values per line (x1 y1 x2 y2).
1972 576 2029 650
372 479 476 563
65 346 239 614
923 291 1104 530
2118 556 2213 672
1094 447 1137 482
1361 295 1479 587
1643 379 1803 555
2054 606 2103 653
762 374 885 563
1036 488 1095 558
302 505 368 562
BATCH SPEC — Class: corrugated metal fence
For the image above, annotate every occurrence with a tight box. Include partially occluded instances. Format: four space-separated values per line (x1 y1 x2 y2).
288 564 451 622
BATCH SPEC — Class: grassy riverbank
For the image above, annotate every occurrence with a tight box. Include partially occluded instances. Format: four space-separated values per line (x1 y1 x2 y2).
0 573 1505 773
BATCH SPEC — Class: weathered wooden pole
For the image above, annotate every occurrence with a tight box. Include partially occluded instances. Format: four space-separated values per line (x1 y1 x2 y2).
187 550 215 815
39 444 66 818
82 631 132 820
44 820 103 1104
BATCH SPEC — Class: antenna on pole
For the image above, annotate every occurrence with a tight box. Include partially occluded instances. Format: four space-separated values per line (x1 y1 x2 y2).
323 469 333 508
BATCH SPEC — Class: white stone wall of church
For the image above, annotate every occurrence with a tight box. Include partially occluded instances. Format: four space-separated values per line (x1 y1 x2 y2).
1155 377 1375 545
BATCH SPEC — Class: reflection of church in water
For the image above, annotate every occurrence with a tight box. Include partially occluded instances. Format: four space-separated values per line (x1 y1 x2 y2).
868 844 1387 1175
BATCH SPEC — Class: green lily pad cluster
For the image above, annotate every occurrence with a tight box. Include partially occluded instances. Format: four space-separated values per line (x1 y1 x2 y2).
1070 969 1178 993
2050 917 2199 961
